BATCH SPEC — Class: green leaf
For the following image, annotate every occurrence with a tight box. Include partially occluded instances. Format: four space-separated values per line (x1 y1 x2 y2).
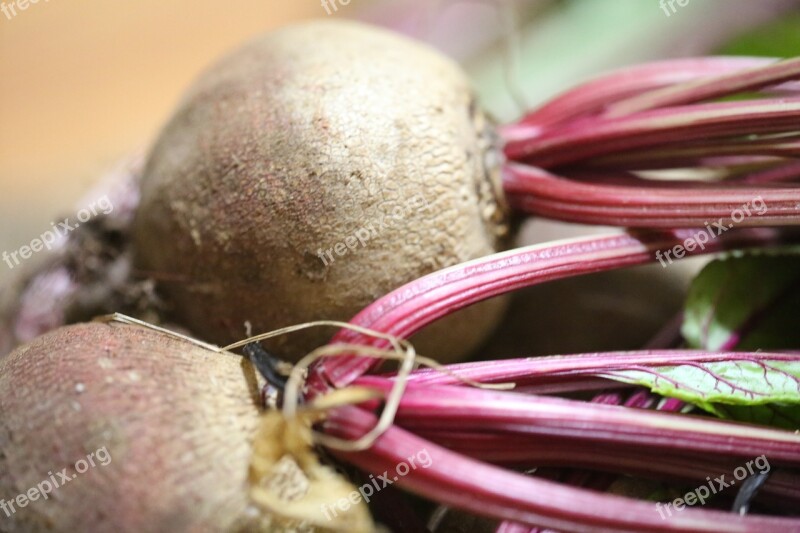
717 404 800 430
681 253 800 351
600 357 800 428
716 14 800 58
625 253 800 428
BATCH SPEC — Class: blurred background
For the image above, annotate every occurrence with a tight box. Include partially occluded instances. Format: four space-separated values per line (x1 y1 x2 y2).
1 0 798 287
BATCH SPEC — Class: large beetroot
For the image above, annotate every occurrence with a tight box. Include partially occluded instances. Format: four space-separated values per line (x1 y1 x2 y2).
132 21 510 361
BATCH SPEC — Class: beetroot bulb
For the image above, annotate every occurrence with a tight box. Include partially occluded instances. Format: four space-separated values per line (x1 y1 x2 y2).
132 21 511 361
0 323 265 532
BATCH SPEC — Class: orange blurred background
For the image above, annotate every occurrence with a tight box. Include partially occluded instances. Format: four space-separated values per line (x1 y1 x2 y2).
0 0 332 259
